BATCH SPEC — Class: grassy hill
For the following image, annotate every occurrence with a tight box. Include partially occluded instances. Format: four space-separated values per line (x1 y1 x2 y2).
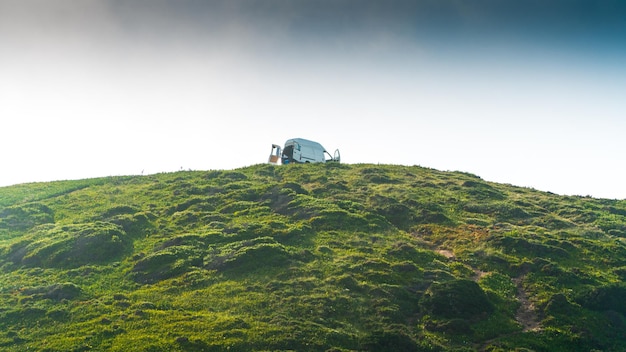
1 163 625 351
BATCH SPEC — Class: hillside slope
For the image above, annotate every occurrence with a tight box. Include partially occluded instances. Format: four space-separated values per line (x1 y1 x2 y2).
1 163 625 351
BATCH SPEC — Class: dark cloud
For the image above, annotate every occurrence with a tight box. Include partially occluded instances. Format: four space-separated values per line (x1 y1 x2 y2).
127 0 626 60
4 0 624 58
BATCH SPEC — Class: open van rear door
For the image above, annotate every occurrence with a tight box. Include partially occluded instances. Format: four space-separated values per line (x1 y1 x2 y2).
268 144 281 164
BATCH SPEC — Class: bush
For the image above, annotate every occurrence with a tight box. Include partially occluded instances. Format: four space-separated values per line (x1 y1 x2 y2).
374 202 414 230
109 213 154 238
491 236 570 259
424 318 472 334
13 222 131 268
22 282 82 301
309 209 370 231
206 239 292 273
360 328 419 351
420 279 494 320
0 203 54 231
576 285 626 315
132 245 204 283
462 180 506 200
101 205 140 218
464 202 532 223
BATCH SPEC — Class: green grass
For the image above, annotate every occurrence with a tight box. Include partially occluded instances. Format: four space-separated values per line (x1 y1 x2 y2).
1 163 625 351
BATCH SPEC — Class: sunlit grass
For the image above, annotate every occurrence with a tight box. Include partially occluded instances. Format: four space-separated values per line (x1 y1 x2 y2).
1 163 625 350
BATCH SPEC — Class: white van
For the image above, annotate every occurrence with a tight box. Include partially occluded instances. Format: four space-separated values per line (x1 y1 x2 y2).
269 138 340 164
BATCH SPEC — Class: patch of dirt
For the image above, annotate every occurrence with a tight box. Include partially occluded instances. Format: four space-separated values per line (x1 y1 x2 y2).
512 276 542 332
431 244 541 331
473 269 489 280
478 276 543 351
429 243 542 351
436 249 455 259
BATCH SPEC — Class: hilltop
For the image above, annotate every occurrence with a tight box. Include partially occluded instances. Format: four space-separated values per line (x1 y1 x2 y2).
1 163 625 351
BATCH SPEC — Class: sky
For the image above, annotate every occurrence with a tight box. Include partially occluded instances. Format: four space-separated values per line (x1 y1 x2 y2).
1 0 625 199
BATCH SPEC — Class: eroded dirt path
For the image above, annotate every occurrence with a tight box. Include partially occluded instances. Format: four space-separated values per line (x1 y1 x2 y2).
512 276 542 332
433 246 543 351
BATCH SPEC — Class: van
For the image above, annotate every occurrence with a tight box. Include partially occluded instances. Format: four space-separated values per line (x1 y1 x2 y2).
268 138 340 164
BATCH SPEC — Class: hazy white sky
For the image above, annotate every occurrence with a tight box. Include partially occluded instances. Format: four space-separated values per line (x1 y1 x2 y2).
1 0 625 199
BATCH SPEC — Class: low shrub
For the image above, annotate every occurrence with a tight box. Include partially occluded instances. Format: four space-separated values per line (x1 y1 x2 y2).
22 282 82 301
12 222 131 268
309 209 370 231
576 284 626 315
360 327 421 351
420 279 494 320
132 245 204 283
101 205 140 218
0 203 54 231
462 180 506 200
543 293 578 316
207 240 292 273
109 212 154 238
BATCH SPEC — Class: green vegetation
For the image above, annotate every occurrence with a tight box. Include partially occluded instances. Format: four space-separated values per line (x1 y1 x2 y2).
0 163 625 351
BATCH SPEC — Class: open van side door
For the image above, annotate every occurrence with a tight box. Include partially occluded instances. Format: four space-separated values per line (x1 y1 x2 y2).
292 141 302 162
324 149 341 163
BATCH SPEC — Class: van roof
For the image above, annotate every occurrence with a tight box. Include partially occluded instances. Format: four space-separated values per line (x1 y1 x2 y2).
285 138 327 151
